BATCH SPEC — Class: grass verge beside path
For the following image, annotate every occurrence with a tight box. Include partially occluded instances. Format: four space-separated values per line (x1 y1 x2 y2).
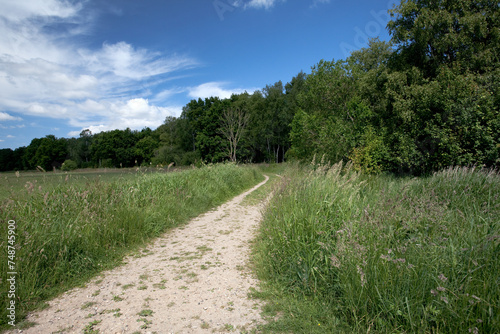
0 163 263 329
253 162 499 333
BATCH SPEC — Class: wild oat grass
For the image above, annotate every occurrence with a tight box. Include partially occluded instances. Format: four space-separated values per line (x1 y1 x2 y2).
255 162 499 333
0 163 262 328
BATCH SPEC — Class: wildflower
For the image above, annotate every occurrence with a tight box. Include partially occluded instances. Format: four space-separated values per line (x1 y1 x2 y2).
438 273 448 282
468 327 479 334
407 264 415 269
431 289 438 296
440 296 449 304
437 286 446 292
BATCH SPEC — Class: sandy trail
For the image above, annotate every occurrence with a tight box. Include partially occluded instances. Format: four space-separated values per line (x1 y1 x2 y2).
13 176 269 334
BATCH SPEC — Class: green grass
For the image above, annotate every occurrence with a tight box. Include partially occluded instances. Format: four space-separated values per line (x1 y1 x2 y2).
253 162 500 333
0 163 263 328
241 163 288 206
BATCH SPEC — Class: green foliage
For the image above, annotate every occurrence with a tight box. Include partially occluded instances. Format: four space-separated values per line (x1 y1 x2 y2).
286 1 500 174
255 163 500 333
61 159 78 171
388 0 500 76
182 97 228 162
0 164 263 328
349 127 387 174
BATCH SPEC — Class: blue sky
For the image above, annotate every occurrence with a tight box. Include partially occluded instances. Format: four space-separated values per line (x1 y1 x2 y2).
0 0 396 149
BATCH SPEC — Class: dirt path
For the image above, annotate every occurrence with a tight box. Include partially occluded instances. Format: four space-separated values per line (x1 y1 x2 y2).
13 176 270 334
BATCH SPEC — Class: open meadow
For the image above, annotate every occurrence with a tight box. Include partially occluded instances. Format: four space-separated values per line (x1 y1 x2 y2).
0 164 263 329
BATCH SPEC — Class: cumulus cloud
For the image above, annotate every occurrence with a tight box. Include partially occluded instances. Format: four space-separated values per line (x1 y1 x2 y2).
67 98 182 136
188 82 255 100
0 0 197 137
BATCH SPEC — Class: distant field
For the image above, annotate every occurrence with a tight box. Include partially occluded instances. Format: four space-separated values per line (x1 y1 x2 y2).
0 167 185 200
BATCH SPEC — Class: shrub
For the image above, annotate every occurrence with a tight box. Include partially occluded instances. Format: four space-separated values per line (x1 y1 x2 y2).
61 159 78 171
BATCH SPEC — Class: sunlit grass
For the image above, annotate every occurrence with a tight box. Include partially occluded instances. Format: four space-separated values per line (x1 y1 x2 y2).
0 163 263 328
254 163 499 333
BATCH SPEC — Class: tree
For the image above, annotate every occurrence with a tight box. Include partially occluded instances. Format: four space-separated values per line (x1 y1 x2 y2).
0 149 14 171
384 0 500 173
182 97 228 162
23 135 68 171
219 108 250 162
388 0 500 77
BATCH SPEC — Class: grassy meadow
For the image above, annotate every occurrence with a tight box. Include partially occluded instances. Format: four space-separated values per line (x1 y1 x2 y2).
253 162 499 333
0 163 263 328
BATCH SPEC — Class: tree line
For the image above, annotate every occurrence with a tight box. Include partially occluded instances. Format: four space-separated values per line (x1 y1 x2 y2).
1 0 499 175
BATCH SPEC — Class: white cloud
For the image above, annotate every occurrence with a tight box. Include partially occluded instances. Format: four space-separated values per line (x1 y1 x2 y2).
188 82 255 100
67 98 182 137
0 0 80 22
246 0 284 9
0 0 197 136
79 42 197 80
231 0 284 10
0 112 22 121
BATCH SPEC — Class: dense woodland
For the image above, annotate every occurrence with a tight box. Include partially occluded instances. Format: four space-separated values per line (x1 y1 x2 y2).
1 0 499 175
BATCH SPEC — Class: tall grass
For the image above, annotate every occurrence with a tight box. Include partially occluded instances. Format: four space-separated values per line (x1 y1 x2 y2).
255 163 499 333
0 163 262 327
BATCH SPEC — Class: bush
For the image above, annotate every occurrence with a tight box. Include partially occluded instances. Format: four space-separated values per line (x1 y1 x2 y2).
60 159 78 171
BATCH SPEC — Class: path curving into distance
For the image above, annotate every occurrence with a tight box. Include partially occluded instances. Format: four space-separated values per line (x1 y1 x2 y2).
12 175 270 334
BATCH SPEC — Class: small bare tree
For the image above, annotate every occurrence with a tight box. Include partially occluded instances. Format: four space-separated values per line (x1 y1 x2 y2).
219 108 250 162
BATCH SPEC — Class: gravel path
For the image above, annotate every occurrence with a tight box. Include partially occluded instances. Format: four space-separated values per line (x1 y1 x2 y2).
12 176 269 334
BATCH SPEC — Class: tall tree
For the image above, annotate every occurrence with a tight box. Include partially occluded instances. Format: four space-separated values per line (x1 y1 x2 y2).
219 107 250 162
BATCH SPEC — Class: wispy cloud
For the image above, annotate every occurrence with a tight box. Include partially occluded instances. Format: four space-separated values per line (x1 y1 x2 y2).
0 112 23 121
0 0 197 137
311 0 331 8
231 0 285 10
1 0 80 22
